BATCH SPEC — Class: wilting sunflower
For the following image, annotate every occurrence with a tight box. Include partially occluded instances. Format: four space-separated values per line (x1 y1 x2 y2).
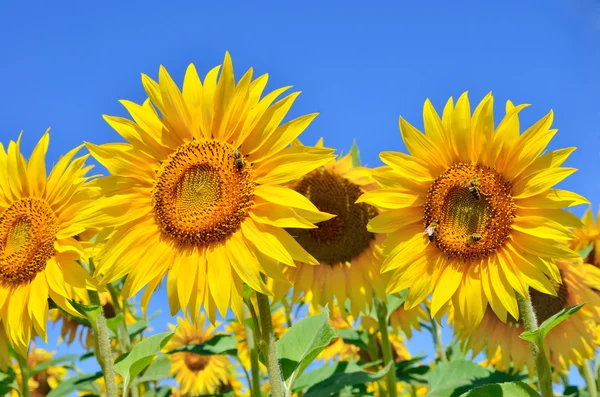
280 139 386 316
165 315 244 396
452 259 600 375
0 132 97 356
83 52 335 322
11 347 68 397
572 206 600 267
226 306 287 370
308 301 361 363
361 92 587 327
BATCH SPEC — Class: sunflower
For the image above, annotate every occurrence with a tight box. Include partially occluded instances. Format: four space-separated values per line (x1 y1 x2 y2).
0 322 9 371
360 92 587 328
572 207 600 267
452 259 600 375
165 315 244 396
279 139 386 316
0 132 98 356
226 306 287 370
82 52 335 322
50 292 136 349
308 301 361 363
11 347 68 397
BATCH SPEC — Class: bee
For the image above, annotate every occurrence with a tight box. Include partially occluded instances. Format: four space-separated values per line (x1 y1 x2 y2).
465 233 482 245
233 150 243 170
463 177 482 201
424 221 439 243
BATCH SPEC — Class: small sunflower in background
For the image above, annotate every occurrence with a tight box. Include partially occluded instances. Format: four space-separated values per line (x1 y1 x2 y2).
361 92 587 328
11 347 67 397
0 131 98 356
308 301 361 363
451 259 600 376
278 139 387 316
165 315 244 396
226 306 287 370
82 52 335 323
572 206 600 267
49 292 137 350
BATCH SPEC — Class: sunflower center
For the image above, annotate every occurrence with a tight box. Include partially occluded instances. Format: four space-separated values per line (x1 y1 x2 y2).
530 280 569 324
424 163 515 261
0 198 58 287
152 140 255 247
184 353 210 372
289 169 377 265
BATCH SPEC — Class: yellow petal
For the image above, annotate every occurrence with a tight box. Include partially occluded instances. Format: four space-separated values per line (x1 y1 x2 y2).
250 202 316 229
356 188 423 209
367 207 423 233
512 167 577 199
511 230 578 259
253 146 335 186
512 216 574 240
226 232 271 295
207 245 232 318
27 130 50 197
515 189 589 209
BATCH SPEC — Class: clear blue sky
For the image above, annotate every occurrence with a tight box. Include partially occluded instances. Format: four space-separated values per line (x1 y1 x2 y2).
1 0 598 392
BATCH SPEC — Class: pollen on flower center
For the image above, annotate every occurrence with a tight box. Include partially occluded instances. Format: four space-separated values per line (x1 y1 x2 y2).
289 169 377 265
424 163 516 261
0 198 59 286
184 353 210 372
152 140 255 247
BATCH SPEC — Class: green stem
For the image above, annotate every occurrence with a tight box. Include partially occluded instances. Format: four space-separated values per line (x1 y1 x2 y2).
375 298 397 397
255 292 284 397
431 316 448 363
16 352 30 397
595 356 600 391
243 303 263 397
516 293 553 397
581 360 598 397
282 297 294 329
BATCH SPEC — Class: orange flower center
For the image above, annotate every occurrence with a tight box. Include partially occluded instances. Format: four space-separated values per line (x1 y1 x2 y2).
0 198 58 286
152 140 255 247
424 163 515 261
290 169 377 264
184 353 211 372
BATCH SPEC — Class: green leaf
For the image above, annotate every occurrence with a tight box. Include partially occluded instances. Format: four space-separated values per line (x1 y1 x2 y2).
458 381 539 396
126 320 149 340
46 372 104 397
294 361 364 391
427 360 490 397
203 389 235 397
385 291 408 321
30 354 79 375
578 243 594 261
395 357 430 384
139 385 173 397
133 355 172 384
79 352 96 361
114 331 175 391
106 312 124 337
350 140 361 167
0 367 17 395
276 304 337 387
68 300 103 323
564 385 590 397
337 329 370 351
445 339 468 362
166 334 237 356
520 303 585 344
303 362 392 397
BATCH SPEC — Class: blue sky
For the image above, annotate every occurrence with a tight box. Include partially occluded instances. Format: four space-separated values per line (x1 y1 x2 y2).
1 0 599 393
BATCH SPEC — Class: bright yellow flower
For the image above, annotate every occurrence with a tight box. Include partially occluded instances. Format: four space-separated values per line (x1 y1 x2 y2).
11 347 67 397
452 259 600 375
361 92 587 328
275 139 387 316
78 375 124 397
0 132 97 355
572 206 600 267
226 307 287 370
165 315 244 396
83 52 335 322
369 381 428 397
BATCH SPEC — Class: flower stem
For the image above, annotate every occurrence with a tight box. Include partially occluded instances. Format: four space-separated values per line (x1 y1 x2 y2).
430 314 448 363
375 297 397 397
243 303 263 397
255 292 284 397
516 292 553 397
581 360 598 397
16 352 30 397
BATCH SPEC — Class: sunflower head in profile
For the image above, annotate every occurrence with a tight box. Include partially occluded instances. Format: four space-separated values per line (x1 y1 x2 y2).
279 139 387 316
11 347 68 397
83 52 335 322
0 131 98 356
360 92 588 328
165 315 243 396
225 306 287 371
452 259 600 376
572 207 600 268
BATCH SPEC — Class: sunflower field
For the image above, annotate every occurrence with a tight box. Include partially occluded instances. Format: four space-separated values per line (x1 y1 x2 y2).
1 3 600 397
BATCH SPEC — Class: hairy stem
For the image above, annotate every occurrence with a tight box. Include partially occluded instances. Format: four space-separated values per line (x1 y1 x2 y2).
16 352 30 397
243 303 262 397
581 360 598 397
516 293 553 397
375 297 397 397
255 292 284 397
